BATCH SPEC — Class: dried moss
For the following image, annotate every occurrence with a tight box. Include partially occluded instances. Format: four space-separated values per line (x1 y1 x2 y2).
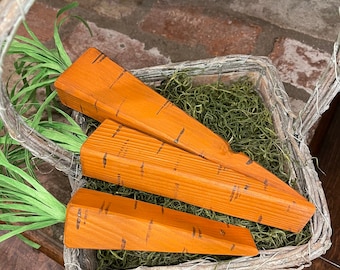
86 72 311 269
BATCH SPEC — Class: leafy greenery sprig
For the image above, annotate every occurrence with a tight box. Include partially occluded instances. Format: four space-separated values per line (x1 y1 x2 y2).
0 2 88 247
2 2 89 169
0 150 66 245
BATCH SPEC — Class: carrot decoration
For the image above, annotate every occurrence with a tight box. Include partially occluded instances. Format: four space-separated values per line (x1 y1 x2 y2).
0 148 257 255
54 47 300 197
64 188 258 256
80 119 315 233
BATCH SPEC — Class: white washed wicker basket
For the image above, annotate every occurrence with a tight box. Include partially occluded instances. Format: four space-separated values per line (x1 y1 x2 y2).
0 1 336 269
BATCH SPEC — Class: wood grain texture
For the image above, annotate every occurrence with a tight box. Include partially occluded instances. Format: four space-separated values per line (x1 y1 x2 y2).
0 231 63 270
64 188 258 256
22 229 64 266
54 47 301 197
307 94 340 269
80 119 315 232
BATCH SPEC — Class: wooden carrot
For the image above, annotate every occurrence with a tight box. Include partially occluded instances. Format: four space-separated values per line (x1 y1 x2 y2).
80 119 315 233
54 47 300 197
64 188 259 256
0 150 257 256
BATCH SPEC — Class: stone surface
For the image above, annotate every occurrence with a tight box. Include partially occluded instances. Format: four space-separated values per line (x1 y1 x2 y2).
63 21 170 69
64 0 139 19
139 4 262 56
289 97 308 116
91 0 138 20
269 37 331 95
228 0 340 42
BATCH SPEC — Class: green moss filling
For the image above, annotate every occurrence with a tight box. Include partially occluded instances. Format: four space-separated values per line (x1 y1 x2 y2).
86 72 311 269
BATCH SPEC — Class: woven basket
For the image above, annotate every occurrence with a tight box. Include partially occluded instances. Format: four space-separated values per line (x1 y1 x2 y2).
0 1 336 269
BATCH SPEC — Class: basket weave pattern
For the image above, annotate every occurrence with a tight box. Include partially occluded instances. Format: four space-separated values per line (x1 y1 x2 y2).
0 1 335 269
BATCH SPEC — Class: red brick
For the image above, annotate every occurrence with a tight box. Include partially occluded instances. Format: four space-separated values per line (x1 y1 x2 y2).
269 37 330 94
16 2 58 42
140 5 261 56
63 22 170 69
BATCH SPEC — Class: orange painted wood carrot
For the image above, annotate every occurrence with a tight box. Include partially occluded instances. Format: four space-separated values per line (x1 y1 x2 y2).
64 188 259 256
80 119 315 233
54 47 300 198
